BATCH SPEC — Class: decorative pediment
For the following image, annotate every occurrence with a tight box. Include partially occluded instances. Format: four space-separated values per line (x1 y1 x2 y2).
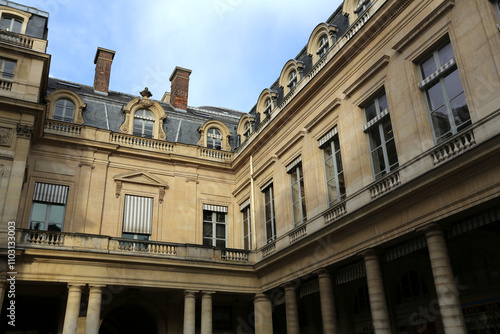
114 171 169 203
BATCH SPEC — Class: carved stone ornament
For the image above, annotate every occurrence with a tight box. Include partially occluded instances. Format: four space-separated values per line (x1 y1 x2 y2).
115 181 122 198
0 127 13 146
159 187 166 204
139 87 154 108
16 124 34 139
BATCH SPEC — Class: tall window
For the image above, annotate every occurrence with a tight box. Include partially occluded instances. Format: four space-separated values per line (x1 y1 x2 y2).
263 98 272 119
263 183 276 243
53 98 75 122
287 70 298 91
207 128 223 150
363 92 398 179
0 15 22 33
419 40 470 143
133 109 154 138
243 121 251 141
287 157 307 226
241 204 251 250
122 195 153 240
317 34 329 58
320 128 346 207
29 183 69 232
0 58 16 80
203 205 227 248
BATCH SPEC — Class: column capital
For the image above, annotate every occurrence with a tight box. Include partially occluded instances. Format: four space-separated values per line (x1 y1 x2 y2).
254 293 271 304
184 290 199 297
88 285 105 294
201 291 216 299
358 248 379 260
314 268 332 279
416 222 443 235
67 283 84 292
282 282 297 291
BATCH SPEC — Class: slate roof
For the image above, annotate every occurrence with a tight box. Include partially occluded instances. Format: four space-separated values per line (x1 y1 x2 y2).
47 78 243 149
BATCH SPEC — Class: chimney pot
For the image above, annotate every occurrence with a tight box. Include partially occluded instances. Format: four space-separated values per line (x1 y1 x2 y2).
93 47 116 95
169 66 192 110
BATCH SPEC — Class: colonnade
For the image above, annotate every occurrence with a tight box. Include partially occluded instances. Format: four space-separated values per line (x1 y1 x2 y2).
57 225 466 334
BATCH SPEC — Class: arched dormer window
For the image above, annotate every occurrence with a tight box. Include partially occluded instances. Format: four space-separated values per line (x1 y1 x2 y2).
288 70 298 90
207 128 223 150
120 88 168 140
0 7 31 35
46 89 87 124
256 89 278 121
307 23 338 64
237 114 254 144
198 120 232 151
53 99 75 122
133 109 154 138
279 60 304 96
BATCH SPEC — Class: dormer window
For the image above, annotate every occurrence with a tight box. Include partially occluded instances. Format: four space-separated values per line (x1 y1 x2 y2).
207 128 223 150
133 109 155 138
317 34 329 58
0 58 15 80
264 98 272 118
0 14 22 33
288 70 298 90
354 0 371 16
53 99 75 122
243 121 251 140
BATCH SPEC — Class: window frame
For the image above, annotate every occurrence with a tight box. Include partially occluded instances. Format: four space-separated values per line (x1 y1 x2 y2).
122 194 154 238
320 129 346 207
0 14 23 33
418 40 471 143
287 70 298 90
317 34 330 58
133 108 155 138
0 57 16 80
263 183 277 244
203 209 227 248
363 91 399 180
354 0 371 17
53 98 76 123
288 159 307 226
29 183 69 232
241 204 251 250
207 127 223 150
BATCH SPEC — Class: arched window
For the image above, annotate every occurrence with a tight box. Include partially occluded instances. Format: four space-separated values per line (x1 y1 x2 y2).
288 70 298 90
243 121 251 140
394 271 429 305
317 34 329 58
207 128 223 150
53 99 75 122
263 98 272 118
0 14 22 33
133 109 154 138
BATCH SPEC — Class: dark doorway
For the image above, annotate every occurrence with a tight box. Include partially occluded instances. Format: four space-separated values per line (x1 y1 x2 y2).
99 304 158 334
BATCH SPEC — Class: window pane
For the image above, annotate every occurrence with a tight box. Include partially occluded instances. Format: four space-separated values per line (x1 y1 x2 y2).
291 179 300 203
327 180 337 204
431 105 451 140
427 82 445 111
382 119 394 140
30 221 45 230
216 224 225 238
369 128 382 149
265 202 272 221
49 205 65 224
203 222 212 237
48 224 62 232
450 92 470 129
372 147 386 176
216 239 226 248
293 202 301 225
31 203 47 222
421 55 437 79
203 211 212 221
444 69 464 100
365 101 377 122
338 172 346 199
335 151 343 172
203 238 212 247
378 93 388 112
324 157 335 181
12 19 22 33
438 42 454 66
216 212 225 223
386 138 399 169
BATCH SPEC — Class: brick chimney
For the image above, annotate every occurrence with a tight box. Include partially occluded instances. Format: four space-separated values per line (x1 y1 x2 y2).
93 47 116 95
169 67 192 110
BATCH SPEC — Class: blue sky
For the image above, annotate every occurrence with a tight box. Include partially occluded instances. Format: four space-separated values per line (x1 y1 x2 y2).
20 0 343 112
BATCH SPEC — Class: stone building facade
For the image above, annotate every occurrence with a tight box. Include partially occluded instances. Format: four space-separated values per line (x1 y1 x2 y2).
1 0 500 333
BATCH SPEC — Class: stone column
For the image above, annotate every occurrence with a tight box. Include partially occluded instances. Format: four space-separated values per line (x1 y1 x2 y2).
183 290 198 334
425 226 467 334
362 250 391 334
85 285 105 334
62 284 83 334
283 283 300 334
201 291 215 334
317 269 338 334
254 293 273 334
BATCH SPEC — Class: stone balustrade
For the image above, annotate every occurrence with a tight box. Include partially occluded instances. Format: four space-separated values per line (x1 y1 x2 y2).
324 202 347 225
431 130 476 166
111 133 174 152
289 224 307 243
45 120 82 136
0 79 13 91
0 30 34 49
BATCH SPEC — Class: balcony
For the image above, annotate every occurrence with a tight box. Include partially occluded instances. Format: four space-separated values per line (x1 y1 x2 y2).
16 229 255 264
0 30 48 53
